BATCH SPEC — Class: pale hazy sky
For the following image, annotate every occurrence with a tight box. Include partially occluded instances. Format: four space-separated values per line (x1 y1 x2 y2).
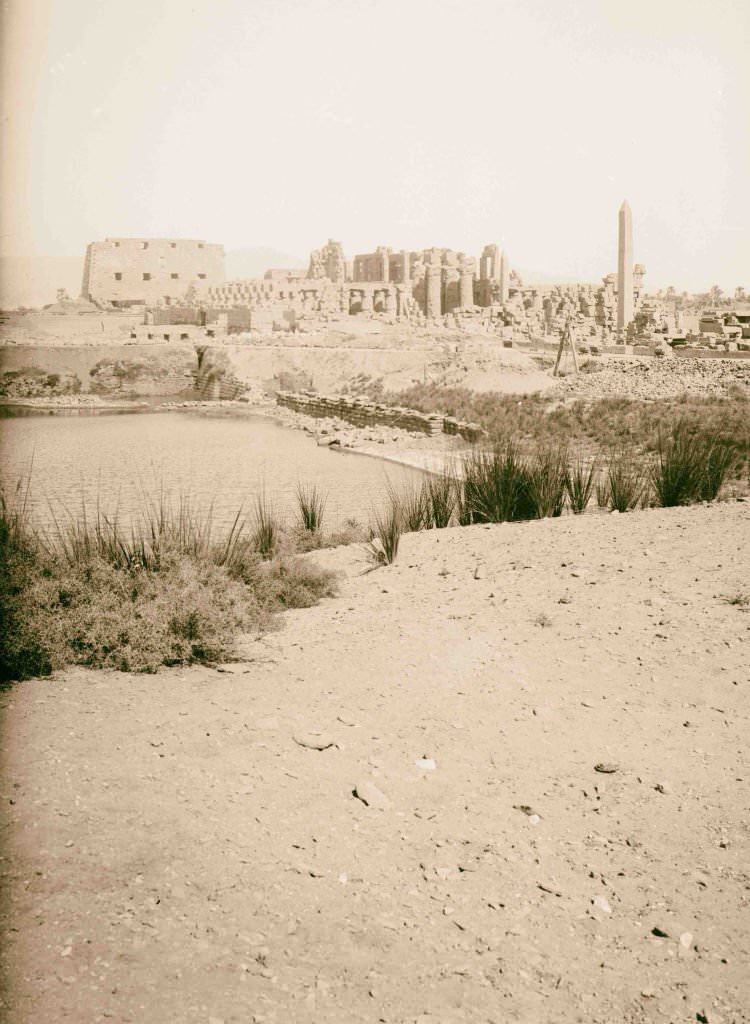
2 0 749 297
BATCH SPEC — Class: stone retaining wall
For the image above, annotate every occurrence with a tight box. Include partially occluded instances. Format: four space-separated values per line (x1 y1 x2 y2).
276 391 483 442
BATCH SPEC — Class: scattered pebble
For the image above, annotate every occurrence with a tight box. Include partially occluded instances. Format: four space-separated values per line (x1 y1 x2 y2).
593 895 612 914
594 763 619 774
353 780 390 809
293 732 335 751
415 757 437 770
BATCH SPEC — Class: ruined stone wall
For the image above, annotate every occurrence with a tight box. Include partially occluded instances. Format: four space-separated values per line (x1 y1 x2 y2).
276 391 484 442
81 238 225 307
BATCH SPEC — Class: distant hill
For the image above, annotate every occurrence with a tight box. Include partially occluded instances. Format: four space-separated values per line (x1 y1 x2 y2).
0 255 84 310
225 247 305 281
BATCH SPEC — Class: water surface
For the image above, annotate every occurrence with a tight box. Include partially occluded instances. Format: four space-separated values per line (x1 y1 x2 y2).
0 408 425 531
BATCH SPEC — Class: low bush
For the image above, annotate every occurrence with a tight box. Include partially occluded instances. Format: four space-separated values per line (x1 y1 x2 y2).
0 483 337 683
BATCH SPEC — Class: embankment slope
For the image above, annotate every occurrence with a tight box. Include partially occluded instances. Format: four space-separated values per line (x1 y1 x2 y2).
2 502 748 1023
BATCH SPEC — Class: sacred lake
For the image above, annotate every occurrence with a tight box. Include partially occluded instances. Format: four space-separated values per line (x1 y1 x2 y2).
0 407 426 531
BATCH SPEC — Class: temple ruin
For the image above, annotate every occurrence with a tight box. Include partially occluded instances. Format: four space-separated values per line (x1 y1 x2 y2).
78 205 646 343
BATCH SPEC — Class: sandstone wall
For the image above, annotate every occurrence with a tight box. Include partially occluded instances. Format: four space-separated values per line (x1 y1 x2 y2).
275 391 484 442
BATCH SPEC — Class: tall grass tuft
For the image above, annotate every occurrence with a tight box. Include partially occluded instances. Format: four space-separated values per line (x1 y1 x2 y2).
650 427 700 507
606 451 648 512
526 445 568 519
296 482 327 533
252 493 278 559
390 480 429 533
650 426 737 507
566 457 598 514
461 443 535 524
426 471 456 528
367 498 403 565
698 438 736 501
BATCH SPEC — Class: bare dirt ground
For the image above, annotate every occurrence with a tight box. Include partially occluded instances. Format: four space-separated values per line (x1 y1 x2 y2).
2 502 749 1024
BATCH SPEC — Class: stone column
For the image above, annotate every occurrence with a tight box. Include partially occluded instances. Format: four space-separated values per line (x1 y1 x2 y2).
401 250 410 284
459 267 474 309
361 286 373 313
425 265 442 318
385 288 396 315
617 200 633 333
498 250 508 303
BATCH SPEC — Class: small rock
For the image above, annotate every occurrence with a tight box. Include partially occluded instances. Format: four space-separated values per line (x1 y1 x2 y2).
651 926 669 938
293 732 335 751
594 762 619 774
415 757 437 770
593 895 612 914
654 782 670 795
680 931 693 948
528 814 541 826
353 780 390 810
473 564 484 580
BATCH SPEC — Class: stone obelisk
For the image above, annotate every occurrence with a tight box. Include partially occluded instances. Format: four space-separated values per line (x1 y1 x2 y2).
616 200 633 334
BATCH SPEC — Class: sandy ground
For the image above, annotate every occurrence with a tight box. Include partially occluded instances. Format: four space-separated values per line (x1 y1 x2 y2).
2 502 749 1024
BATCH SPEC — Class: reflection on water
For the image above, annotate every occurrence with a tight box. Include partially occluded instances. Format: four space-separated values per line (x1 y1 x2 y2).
0 407 426 530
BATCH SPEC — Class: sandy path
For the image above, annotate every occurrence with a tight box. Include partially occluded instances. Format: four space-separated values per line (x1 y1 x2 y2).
2 502 749 1024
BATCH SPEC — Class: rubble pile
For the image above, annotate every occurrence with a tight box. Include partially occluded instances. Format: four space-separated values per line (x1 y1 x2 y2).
556 357 750 400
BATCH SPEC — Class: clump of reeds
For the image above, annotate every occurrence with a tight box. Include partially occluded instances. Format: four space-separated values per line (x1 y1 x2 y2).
460 442 535 524
425 471 456 528
565 457 598 514
367 499 402 565
296 482 327 534
389 480 430 533
251 493 278 559
650 425 736 506
526 446 568 519
606 451 648 512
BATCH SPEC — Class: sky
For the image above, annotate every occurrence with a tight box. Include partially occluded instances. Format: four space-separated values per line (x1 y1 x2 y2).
1 0 749 305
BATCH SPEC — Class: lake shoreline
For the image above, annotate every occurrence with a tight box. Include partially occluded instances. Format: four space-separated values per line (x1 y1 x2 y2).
0 393 466 475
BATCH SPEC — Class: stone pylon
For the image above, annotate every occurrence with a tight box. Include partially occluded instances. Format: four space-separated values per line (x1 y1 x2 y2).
617 200 633 333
